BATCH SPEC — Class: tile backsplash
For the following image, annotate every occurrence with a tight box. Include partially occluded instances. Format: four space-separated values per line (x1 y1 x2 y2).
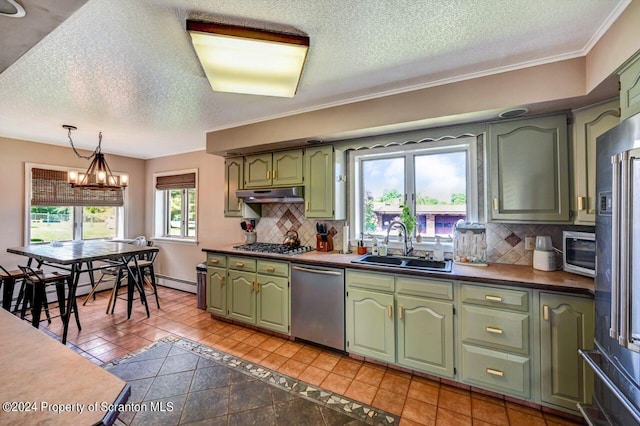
250 204 593 266
253 203 345 249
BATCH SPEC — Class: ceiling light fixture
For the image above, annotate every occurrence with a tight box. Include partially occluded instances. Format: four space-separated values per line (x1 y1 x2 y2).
186 20 309 98
63 125 128 190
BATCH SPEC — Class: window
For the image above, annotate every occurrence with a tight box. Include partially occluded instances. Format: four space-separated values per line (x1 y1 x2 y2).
154 170 197 240
351 137 477 240
26 165 125 243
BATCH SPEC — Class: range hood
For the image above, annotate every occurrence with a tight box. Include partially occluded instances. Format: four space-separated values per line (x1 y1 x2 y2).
236 186 304 203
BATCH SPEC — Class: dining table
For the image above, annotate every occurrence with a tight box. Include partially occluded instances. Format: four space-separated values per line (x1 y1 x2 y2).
0 308 131 425
6 240 159 344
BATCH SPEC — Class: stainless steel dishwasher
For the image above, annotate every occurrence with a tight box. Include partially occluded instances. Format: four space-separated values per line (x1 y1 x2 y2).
291 264 345 351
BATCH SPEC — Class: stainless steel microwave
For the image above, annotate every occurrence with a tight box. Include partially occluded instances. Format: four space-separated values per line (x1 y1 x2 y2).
562 231 596 277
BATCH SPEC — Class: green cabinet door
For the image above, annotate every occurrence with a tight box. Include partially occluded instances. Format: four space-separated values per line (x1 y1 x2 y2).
256 275 289 334
619 52 640 121
228 270 256 324
207 267 227 316
572 100 619 225
304 145 334 218
539 293 594 411
346 288 395 363
273 149 303 187
397 295 454 377
244 153 272 188
488 115 570 222
224 157 244 217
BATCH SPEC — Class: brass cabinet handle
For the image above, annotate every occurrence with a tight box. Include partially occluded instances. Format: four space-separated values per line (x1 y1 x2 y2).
251 281 255 292
256 282 260 293
486 368 504 377
210 259 219 264
267 170 271 180
220 276 225 286
273 170 277 180
543 305 549 321
306 201 310 211
236 262 244 268
485 295 503 302
387 304 393 318
399 305 403 320
493 197 499 210
577 196 586 211
266 266 276 272
485 326 503 335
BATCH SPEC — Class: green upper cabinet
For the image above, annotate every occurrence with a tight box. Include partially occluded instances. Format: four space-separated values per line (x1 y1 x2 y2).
244 149 303 188
618 51 640 121
304 145 346 219
224 157 244 217
539 292 594 412
273 149 304 186
244 153 273 188
572 100 619 225
487 114 570 223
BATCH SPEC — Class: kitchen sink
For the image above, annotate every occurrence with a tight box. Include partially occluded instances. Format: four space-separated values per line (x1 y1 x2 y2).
351 254 452 273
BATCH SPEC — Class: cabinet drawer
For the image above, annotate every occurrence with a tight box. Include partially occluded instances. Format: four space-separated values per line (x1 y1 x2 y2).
207 253 226 268
460 305 529 354
227 256 256 272
257 259 289 277
460 284 529 312
346 270 394 292
461 344 530 399
396 276 453 300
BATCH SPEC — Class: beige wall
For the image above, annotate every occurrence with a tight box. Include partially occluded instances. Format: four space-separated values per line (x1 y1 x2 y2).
0 136 146 269
144 151 240 283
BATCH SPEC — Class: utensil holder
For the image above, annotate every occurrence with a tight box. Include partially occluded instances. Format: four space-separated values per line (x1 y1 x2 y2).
316 234 333 252
356 246 367 255
245 231 256 244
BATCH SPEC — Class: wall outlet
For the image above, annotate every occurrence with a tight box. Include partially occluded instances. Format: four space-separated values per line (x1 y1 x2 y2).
525 236 536 251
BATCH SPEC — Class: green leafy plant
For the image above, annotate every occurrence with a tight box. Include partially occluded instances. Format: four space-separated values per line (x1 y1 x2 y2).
400 205 417 236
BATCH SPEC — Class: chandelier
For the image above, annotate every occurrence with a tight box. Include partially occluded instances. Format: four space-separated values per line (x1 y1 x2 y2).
63 125 128 190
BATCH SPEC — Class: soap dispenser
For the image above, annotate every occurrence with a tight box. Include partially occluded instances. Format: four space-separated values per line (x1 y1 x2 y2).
433 236 444 261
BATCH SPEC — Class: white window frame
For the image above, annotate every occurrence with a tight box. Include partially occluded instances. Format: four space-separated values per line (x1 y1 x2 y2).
153 169 198 244
24 163 127 244
349 137 478 249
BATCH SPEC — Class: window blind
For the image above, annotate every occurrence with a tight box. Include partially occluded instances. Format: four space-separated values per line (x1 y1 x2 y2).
31 168 124 207
155 172 196 190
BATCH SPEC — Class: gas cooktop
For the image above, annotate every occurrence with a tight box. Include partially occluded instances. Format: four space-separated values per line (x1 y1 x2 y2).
233 243 313 255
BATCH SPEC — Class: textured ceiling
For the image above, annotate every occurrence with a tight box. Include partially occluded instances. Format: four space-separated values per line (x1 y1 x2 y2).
0 0 630 159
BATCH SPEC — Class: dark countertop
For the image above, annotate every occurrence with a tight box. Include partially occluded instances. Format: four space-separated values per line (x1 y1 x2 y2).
203 245 594 296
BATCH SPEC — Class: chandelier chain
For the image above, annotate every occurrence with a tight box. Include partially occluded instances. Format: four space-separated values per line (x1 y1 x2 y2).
67 127 102 160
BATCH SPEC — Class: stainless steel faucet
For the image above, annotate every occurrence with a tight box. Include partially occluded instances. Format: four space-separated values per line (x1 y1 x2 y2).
386 220 414 256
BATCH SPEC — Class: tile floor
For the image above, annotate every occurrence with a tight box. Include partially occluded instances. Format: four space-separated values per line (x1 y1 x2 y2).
34 286 584 426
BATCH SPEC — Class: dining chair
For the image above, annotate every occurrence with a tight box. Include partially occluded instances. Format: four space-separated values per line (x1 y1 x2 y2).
17 265 80 331
0 264 26 312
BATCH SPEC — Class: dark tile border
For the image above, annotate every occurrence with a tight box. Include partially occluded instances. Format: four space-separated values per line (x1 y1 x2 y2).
102 335 399 425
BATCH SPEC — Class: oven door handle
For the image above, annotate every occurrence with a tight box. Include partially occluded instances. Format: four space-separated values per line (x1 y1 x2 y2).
292 266 342 276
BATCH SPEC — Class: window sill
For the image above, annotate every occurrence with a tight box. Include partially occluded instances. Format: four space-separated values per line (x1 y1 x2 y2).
152 237 199 245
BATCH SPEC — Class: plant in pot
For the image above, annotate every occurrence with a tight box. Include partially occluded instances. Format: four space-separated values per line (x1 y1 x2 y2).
400 205 417 238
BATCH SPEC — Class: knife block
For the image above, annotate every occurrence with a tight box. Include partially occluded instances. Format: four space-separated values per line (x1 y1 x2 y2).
316 234 333 252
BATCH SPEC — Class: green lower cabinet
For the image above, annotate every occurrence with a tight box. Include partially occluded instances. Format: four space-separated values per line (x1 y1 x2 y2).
227 270 256 324
346 288 395 363
461 344 530 399
256 275 289 334
539 293 594 411
397 295 454 377
207 267 227 317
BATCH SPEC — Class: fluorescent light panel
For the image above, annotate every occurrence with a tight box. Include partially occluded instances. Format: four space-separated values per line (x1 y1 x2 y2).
187 20 309 98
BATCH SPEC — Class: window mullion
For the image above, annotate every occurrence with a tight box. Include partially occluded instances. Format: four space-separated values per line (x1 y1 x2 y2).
181 189 188 237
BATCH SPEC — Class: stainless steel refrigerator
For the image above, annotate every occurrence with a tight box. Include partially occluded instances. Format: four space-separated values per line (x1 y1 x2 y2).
579 112 640 425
